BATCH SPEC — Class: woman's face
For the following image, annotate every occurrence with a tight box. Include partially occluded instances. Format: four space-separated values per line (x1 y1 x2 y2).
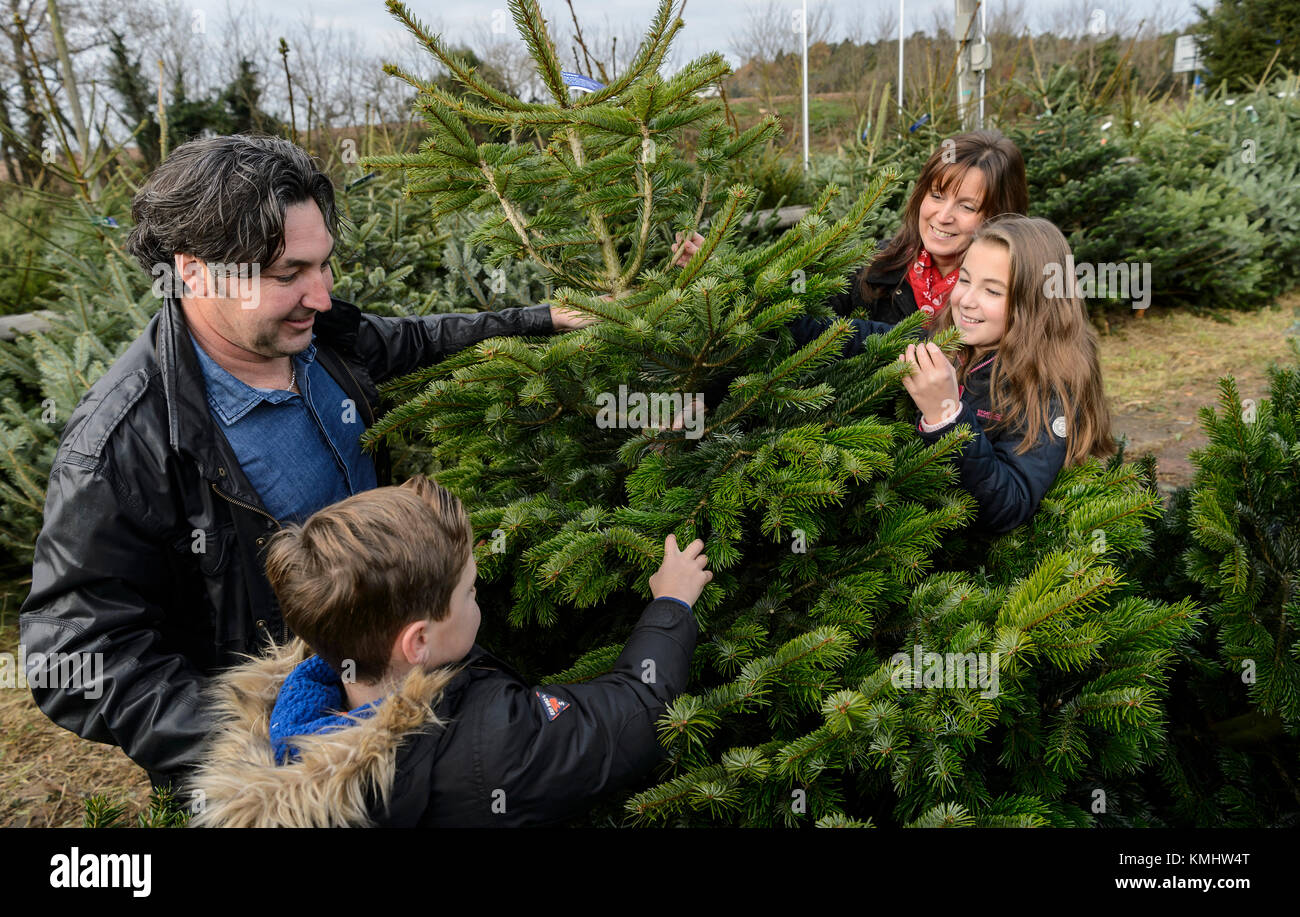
917 168 986 268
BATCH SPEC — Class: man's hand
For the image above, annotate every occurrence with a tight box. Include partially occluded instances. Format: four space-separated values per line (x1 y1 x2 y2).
648 534 711 608
672 231 706 268
898 342 961 426
549 304 598 331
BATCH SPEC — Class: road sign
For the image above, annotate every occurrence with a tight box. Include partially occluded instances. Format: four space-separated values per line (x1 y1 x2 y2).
1173 35 1203 73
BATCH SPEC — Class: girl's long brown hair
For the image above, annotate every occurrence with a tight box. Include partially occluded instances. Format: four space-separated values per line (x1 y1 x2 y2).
861 130 1028 299
930 215 1115 466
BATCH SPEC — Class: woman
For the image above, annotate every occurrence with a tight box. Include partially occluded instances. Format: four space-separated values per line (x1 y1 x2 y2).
839 129 1028 324
674 129 1028 323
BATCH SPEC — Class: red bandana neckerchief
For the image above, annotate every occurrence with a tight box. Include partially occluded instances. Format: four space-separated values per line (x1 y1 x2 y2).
906 248 959 318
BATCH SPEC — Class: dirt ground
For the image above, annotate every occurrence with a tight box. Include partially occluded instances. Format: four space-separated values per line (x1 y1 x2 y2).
0 295 1296 827
1100 296 1298 492
0 619 151 827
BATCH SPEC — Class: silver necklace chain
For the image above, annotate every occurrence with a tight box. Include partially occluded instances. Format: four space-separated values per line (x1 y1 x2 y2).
288 362 296 391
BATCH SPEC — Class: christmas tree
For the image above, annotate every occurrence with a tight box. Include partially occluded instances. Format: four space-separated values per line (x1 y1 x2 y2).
1133 345 1300 826
366 0 1206 826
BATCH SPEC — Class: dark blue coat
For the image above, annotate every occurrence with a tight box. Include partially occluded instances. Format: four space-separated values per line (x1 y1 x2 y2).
789 314 1068 534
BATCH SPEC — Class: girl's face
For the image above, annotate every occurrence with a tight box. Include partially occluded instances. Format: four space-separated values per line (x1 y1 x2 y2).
950 238 1009 352
917 168 986 268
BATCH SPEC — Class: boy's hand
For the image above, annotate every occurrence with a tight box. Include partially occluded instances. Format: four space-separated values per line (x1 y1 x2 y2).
671 231 706 268
649 534 711 607
898 342 961 426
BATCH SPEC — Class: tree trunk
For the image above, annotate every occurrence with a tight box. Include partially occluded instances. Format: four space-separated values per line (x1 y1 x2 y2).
45 0 98 199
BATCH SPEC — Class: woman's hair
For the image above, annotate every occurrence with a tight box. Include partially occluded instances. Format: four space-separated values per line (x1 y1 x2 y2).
862 130 1027 297
929 215 1115 466
264 476 472 682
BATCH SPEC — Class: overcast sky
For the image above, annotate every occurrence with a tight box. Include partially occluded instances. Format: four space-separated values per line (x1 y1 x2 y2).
255 0 1202 68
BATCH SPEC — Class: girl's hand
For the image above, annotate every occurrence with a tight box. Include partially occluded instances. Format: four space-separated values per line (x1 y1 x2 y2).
672 231 706 268
898 342 961 425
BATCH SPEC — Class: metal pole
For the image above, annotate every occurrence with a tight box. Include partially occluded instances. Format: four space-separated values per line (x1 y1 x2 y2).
978 0 986 128
897 0 905 127
801 0 810 171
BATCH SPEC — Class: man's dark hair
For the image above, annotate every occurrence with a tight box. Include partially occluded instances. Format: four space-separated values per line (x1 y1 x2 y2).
125 134 339 275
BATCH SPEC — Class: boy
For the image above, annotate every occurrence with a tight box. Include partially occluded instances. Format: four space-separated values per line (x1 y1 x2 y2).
187 475 710 827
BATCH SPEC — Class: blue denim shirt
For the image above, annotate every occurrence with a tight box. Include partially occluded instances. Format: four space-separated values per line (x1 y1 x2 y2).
190 334 378 524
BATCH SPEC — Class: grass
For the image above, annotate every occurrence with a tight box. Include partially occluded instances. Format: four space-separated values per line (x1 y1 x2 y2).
1100 297 1300 410
1098 293 1300 487
0 592 151 827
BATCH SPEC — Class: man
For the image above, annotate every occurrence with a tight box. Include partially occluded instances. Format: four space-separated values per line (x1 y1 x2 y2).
19 134 588 790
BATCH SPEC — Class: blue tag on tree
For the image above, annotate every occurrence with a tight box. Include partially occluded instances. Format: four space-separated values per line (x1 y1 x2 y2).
561 71 605 93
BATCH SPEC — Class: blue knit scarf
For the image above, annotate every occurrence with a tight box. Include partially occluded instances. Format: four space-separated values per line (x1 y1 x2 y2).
269 654 381 765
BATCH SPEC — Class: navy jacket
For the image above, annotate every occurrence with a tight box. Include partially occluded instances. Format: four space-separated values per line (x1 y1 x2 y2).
789 315 1069 534
381 597 698 827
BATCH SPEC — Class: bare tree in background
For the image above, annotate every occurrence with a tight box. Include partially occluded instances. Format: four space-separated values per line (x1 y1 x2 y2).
841 5 897 128
730 0 833 116
469 18 541 101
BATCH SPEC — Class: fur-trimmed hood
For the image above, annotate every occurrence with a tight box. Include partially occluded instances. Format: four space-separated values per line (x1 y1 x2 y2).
187 639 455 827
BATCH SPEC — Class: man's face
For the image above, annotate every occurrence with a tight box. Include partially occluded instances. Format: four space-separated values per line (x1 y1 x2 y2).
182 200 335 358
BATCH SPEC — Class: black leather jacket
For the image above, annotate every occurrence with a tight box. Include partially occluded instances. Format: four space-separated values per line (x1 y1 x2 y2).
19 296 554 783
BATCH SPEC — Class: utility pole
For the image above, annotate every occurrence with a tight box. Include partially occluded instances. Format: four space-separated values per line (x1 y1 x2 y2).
897 0 905 128
954 0 991 130
801 0 809 171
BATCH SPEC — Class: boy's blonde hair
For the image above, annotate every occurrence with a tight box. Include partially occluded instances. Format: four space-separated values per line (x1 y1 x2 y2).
264 476 472 682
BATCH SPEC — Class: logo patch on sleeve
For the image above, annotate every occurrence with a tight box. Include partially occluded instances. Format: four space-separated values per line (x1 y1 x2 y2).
535 690 570 721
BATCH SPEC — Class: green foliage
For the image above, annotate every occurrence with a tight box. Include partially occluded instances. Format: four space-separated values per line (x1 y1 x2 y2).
372 0 1208 827
626 461 1199 826
1013 98 1270 315
1127 340 1300 826
368 0 779 296
1195 0 1300 92
1178 351 1300 726
0 203 153 573
1213 74 1300 296
83 787 191 828
0 186 63 315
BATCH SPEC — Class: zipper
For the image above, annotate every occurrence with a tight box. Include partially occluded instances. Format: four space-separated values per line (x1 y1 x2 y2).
210 478 287 643
210 479 280 530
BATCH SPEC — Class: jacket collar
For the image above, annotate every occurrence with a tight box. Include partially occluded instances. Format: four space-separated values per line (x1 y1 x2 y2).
188 638 461 827
865 262 906 286
156 296 364 476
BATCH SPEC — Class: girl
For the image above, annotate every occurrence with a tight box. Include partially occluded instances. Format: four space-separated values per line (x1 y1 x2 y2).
791 215 1115 534
674 129 1028 324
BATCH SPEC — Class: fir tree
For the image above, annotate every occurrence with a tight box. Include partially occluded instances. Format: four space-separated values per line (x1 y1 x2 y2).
367 0 1203 826
1133 345 1300 826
